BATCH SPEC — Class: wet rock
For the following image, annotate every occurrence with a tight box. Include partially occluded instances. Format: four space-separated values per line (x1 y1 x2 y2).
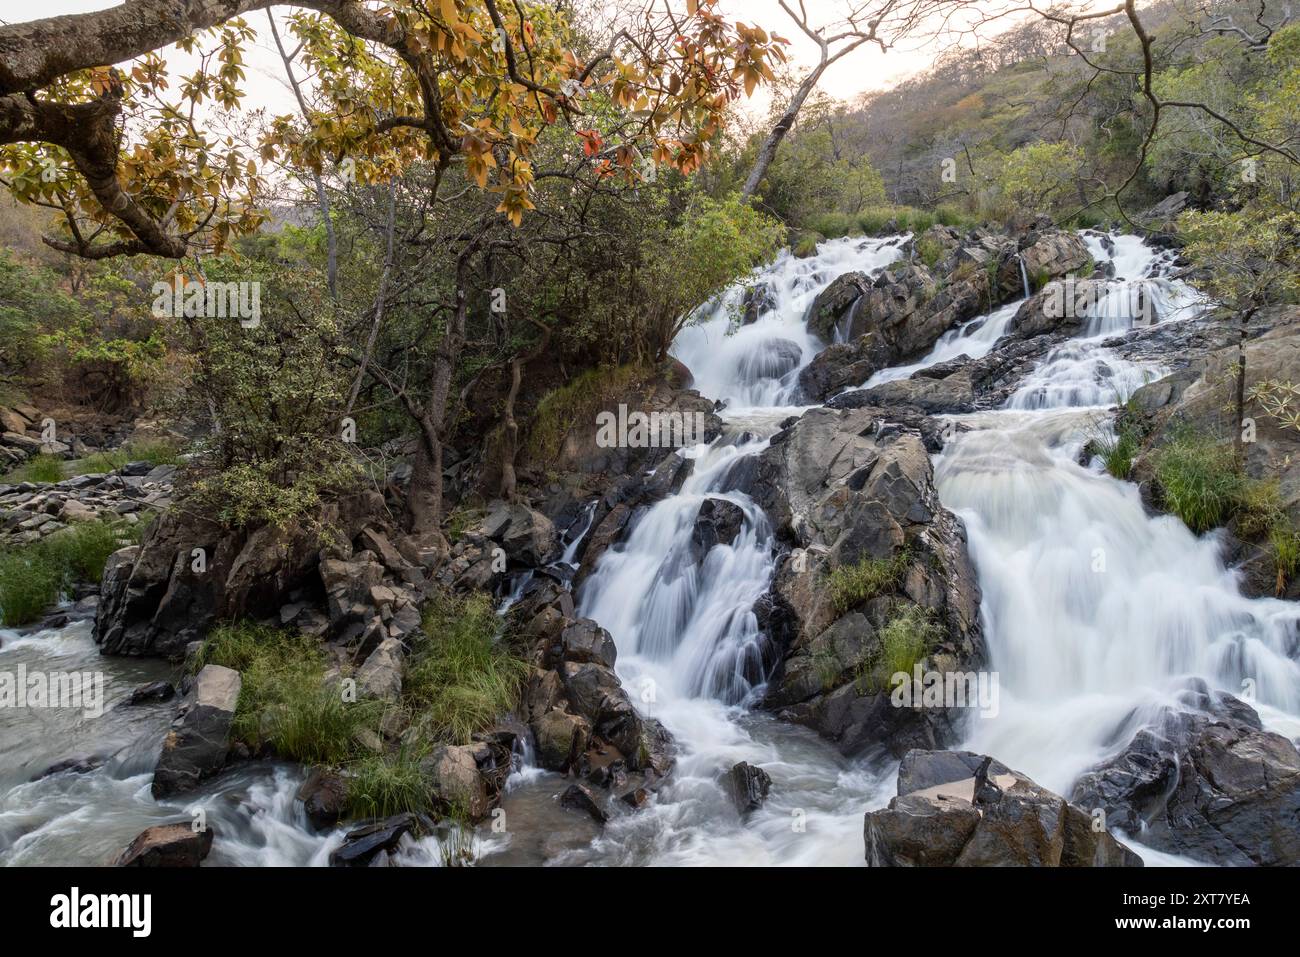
689 497 745 561
297 767 348 831
805 271 872 342
116 822 214 867
1071 685 1300 866
329 813 419 867
152 664 241 798
32 755 105 780
532 709 591 772
620 787 650 810
559 783 608 824
737 337 803 382
865 750 1142 867
560 618 617 668
723 761 772 816
124 680 175 706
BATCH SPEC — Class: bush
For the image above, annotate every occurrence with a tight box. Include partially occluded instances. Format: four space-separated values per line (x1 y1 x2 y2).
825 550 909 615
196 622 383 765
4 454 65 484
77 439 182 474
525 362 652 464
406 593 529 744
1152 431 1244 534
0 519 141 625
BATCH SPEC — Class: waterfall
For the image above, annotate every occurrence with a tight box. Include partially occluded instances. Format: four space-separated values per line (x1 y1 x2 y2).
1017 254 1031 299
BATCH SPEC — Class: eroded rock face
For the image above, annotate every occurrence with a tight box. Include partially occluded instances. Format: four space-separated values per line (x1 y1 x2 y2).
865 750 1142 867
1071 684 1300 866
151 664 241 798
805 271 874 342
752 406 983 756
96 490 390 658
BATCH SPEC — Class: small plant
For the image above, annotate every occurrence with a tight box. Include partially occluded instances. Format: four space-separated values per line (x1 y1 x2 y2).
1152 430 1244 534
1089 419 1141 480
405 593 529 744
915 236 946 269
825 549 910 615
1270 523 1300 596
0 518 140 625
77 438 182 474
853 603 943 694
4 454 65 484
346 747 432 819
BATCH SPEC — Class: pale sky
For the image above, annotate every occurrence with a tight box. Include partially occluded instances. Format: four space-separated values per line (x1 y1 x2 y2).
4 1 1053 114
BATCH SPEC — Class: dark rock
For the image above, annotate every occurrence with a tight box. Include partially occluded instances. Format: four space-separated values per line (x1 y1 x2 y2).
1071 685 1300 866
32 755 104 781
723 761 772 816
329 813 419 867
559 783 608 824
116 822 214 867
297 767 348 831
124 680 175 706
151 664 241 798
560 618 618 668
689 497 745 561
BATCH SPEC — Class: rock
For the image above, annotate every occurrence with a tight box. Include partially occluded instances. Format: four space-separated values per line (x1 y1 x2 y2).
116 822 214 867
559 783 608 824
151 665 241 798
355 637 404 701
689 497 745 561
329 813 419 867
59 499 97 522
752 405 984 757
483 501 561 566
1071 684 1300 866
0 407 31 434
1139 191 1190 227
532 709 591 772
420 745 490 821
865 750 1142 867
741 283 777 325
560 618 618 668
620 787 650 809
124 680 175 706
805 271 872 342
297 767 348 831
736 337 803 382
1005 229 1092 294
1011 277 1109 338
723 761 772 816
32 755 104 780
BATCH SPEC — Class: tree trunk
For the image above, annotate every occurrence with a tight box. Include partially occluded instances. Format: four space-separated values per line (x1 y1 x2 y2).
740 64 826 203
498 320 551 500
1234 307 1256 468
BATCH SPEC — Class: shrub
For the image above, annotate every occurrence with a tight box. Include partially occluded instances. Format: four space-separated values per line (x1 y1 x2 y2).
406 593 529 744
0 519 140 625
878 605 942 679
525 362 652 464
1271 523 1300 594
1152 431 1244 534
77 439 182 474
4 454 65 484
825 550 910 615
346 747 432 820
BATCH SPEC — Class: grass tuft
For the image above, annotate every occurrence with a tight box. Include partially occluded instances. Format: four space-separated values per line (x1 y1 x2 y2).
0 519 141 625
3 454 65 484
825 549 910 616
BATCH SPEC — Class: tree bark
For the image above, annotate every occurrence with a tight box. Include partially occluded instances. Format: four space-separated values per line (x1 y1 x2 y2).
740 64 826 203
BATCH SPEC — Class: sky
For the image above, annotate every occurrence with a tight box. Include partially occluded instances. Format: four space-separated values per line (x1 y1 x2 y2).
6 0 1030 115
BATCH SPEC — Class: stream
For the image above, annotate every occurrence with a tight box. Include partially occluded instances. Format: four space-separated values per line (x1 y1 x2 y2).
3 232 1298 866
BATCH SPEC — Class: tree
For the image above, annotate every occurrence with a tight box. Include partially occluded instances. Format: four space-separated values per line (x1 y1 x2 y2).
1178 206 1300 464
0 0 786 259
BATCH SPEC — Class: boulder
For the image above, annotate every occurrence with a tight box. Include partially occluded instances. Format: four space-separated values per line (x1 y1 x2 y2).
532 708 591 772
116 822 214 867
355 637 404 702
420 745 490 821
689 497 745 561
753 406 983 756
297 767 348 831
805 271 872 342
1004 229 1092 295
723 761 772 816
865 750 1142 867
124 680 175 706
152 664 241 798
559 783 609 824
560 618 618 669
483 501 561 566
329 813 419 867
1071 684 1300 866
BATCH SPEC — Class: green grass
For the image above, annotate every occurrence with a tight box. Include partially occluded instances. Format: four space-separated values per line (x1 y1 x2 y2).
1271 524 1300 594
878 605 941 679
825 549 910 616
345 746 432 820
3 454 65 484
195 622 384 765
915 236 946 269
1152 431 1245 534
406 592 529 745
76 439 182 474
0 519 141 625
1091 423 1141 480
